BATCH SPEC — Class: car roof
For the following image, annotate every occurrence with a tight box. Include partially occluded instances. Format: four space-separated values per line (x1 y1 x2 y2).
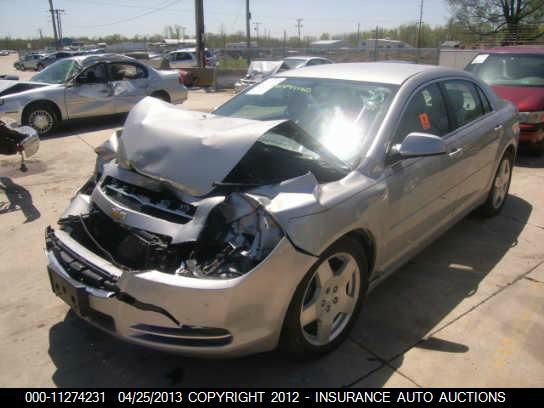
478 46 544 55
71 53 139 66
277 62 453 85
284 56 327 61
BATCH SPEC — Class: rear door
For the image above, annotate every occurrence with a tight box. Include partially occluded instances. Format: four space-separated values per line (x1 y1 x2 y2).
64 62 115 118
440 79 501 207
107 62 150 113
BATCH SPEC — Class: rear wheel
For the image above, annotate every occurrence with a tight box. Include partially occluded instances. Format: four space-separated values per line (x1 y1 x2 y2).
36 63 44 71
478 152 513 217
23 102 58 136
529 140 544 157
280 237 369 359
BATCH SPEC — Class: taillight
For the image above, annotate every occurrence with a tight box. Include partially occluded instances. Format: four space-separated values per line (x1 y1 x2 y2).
178 70 187 84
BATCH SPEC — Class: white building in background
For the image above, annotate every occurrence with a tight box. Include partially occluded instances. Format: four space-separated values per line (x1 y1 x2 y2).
310 40 349 49
225 42 258 49
360 39 412 49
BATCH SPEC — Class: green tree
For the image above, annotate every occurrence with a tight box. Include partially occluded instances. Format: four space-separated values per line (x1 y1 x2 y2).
447 0 544 43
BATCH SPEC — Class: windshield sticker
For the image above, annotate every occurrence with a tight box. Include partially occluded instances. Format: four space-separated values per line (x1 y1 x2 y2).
275 83 311 94
419 113 431 130
246 77 286 95
472 54 489 64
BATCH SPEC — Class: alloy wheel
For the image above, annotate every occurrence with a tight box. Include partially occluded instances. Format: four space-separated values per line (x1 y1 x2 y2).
299 252 360 346
492 158 511 209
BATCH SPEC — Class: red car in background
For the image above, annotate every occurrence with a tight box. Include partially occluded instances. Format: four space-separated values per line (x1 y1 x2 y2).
466 47 544 155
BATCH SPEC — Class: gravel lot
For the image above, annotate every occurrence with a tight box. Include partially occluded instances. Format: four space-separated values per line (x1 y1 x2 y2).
1 54 543 387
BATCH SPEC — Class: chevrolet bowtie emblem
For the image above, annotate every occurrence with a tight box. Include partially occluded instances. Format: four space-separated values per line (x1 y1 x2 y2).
111 208 127 222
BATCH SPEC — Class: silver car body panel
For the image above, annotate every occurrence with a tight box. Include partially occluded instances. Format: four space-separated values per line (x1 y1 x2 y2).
47 63 519 356
0 54 187 126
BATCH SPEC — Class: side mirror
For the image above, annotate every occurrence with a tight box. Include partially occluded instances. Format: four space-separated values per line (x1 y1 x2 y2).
391 132 447 160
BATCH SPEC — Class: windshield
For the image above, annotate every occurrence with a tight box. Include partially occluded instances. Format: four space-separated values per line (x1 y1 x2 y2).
31 58 80 84
466 53 544 87
214 77 396 166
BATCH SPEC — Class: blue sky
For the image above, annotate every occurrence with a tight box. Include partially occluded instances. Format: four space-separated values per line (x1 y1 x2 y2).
0 0 452 39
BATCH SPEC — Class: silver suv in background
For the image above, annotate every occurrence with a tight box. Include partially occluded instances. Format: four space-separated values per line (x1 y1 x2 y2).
14 53 48 71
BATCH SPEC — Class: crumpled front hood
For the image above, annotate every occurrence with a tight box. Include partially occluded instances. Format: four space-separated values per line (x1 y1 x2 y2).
119 97 286 196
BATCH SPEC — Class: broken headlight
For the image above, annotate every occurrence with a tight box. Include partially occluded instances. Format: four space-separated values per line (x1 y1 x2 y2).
175 194 283 279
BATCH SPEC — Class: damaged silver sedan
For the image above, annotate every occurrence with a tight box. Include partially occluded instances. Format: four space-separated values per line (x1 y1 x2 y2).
46 63 519 358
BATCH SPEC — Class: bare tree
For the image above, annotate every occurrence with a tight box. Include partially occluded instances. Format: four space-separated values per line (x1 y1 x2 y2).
448 0 544 43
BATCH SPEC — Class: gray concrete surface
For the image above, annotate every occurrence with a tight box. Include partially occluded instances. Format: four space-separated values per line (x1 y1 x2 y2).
0 54 543 387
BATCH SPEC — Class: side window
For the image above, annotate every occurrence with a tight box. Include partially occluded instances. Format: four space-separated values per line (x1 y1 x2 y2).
108 63 147 81
477 86 492 114
307 59 322 66
176 52 192 61
395 83 450 142
77 63 107 84
442 80 485 128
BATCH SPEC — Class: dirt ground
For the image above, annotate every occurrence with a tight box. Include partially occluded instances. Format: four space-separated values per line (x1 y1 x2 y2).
0 54 543 387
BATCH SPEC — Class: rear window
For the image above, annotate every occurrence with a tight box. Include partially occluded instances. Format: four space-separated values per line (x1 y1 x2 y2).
466 53 544 87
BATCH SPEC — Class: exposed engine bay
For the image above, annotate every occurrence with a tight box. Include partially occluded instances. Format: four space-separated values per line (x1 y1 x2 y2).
58 179 283 280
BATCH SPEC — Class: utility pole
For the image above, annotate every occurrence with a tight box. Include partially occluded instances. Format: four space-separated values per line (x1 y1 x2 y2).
416 0 424 62
246 0 251 62
253 22 261 42
38 29 43 40
194 0 205 68
48 0 59 48
55 9 65 47
295 18 303 45
374 25 379 61
283 29 287 57
356 23 360 47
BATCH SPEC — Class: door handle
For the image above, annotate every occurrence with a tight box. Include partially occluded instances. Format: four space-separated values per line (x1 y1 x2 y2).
494 124 503 132
448 147 463 158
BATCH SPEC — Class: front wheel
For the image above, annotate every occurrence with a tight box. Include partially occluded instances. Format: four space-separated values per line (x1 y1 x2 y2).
280 237 369 359
23 103 58 136
478 152 513 217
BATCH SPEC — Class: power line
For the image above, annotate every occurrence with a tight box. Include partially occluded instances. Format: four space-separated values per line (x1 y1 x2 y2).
70 0 179 28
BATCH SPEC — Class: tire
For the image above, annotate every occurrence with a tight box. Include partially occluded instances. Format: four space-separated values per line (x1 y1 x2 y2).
22 102 58 136
36 63 44 71
279 236 369 360
150 91 171 103
529 140 544 157
478 151 514 217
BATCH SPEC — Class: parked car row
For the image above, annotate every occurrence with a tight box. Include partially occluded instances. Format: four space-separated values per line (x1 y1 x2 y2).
13 49 104 71
234 56 333 92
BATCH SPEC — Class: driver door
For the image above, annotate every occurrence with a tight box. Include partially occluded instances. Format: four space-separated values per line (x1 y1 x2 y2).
382 82 464 271
64 63 115 119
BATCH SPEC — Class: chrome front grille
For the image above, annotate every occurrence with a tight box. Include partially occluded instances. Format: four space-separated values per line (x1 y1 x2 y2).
101 177 195 224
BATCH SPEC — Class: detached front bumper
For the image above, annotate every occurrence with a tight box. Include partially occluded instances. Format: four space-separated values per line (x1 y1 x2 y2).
46 227 316 357
0 108 22 125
